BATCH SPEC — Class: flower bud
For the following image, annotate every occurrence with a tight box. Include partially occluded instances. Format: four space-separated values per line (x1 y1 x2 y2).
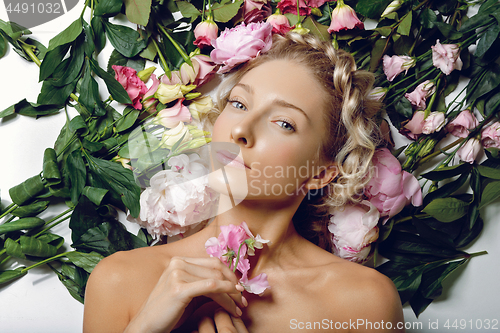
428 181 439 193
186 136 212 150
193 18 219 49
422 111 446 135
417 137 438 158
310 7 322 16
189 95 214 121
457 138 481 164
292 23 310 35
137 66 156 83
381 0 401 17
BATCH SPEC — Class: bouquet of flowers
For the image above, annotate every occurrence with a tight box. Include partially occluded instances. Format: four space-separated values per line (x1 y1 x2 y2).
1 0 499 318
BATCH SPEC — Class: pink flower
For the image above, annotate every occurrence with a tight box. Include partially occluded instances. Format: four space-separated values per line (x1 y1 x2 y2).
240 273 271 296
402 111 426 140
382 55 415 82
143 74 160 110
457 138 481 164
266 12 293 35
481 122 500 149
276 0 310 16
405 80 436 110
211 22 273 73
431 40 463 75
365 148 423 220
308 0 330 8
161 71 183 85
368 87 388 101
243 0 271 23
446 109 479 138
112 65 148 109
191 55 217 86
328 201 380 263
422 111 446 134
193 19 219 49
153 98 192 128
240 221 270 255
327 0 364 33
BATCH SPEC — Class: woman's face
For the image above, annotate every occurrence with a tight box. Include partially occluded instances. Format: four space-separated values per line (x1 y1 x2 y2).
209 59 334 202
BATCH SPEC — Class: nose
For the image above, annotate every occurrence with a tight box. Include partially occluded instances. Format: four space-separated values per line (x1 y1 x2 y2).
230 116 254 148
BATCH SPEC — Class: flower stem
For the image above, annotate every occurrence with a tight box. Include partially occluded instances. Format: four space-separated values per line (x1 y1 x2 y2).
233 243 245 273
33 210 73 238
0 203 18 219
158 25 192 67
20 252 71 273
152 37 171 79
418 137 465 165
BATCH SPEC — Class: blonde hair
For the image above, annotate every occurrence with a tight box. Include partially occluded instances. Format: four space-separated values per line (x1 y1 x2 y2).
203 32 381 250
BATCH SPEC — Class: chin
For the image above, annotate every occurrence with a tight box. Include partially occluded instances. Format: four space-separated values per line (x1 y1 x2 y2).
208 167 249 202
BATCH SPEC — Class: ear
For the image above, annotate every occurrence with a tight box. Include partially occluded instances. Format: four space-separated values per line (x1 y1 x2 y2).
304 163 339 191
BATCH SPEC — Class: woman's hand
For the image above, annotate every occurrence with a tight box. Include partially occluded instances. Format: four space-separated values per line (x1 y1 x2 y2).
187 301 249 333
125 256 247 333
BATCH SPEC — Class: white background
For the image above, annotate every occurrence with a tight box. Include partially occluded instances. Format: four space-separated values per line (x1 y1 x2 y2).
0 2 499 332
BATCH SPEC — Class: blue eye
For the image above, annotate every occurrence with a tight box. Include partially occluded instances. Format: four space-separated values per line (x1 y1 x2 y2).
229 100 247 111
276 119 295 131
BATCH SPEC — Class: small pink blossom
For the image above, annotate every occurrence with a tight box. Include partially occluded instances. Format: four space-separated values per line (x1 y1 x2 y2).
365 148 423 221
431 40 463 75
327 0 364 33
266 12 293 35
112 65 148 109
382 55 415 82
402 111 426 140
457 138 481 164
446 109 479 138
153 98 192 128
308 0 330 8
405 80 436 110
240 273 270 296
143 74 160 110
211 22 273 73
276 0 310 16
422 111 446 134
328 201 380 263
481 122 500 149
193 19 219 49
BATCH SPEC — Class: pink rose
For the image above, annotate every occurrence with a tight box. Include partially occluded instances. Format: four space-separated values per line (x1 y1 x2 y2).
112 65 148 109
446 109 479 138
327 0 364 33
402 111 426 140
308 0 330 8
210 22 273 73
457 138 481 164
153 98 192 128
266 12 293 35
405 80 435 110
276 0 310 16
481 122 500 149
193 19 219 49
422 111 446 134
365 148 423 221
328 201 380 263
143 74 160 111
382 55 415 82
431 40 463 75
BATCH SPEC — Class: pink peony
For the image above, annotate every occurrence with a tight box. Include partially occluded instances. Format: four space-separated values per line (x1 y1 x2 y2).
210 22 273 73
446 109 479 138
327 0 364 33
193 19 219 49
153 98 192 128
134 154 219 239
402 111 426 140
276 0 310 16
328 201 380 263
266 12 293 35
422 111 446 134
112 65 148 109
365 148 423 221
457 138 481 164
431 40 463 75
481 122 500 149
382 55 415 82
404 80 435 110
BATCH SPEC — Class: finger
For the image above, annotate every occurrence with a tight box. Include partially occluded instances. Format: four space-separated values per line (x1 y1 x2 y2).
198 315 216 333
214 309 238 333
230 315 250 333
180 257 241 285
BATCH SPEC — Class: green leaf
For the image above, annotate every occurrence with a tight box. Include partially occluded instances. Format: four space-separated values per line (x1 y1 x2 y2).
176 1 201 23
485 90 500 117
213 0 244 23
39 43 71 82
393 96 413 118
103 20 147 58
370 38 387 72
397 12 412 36
91 16 106 54
43 148 61 185
5 238 26 260
421 163 472 181
69 115 89 135
47 18 83 52
1 99 61 118
479 180 500 209
0 268 27 285
66 251 104 273
477 165 500 179
86 155 141 217
67 150 87 205
423 198 469 223
423 172 469 207
419 8 437 29
9 174 45 206
355 0 392 19
0 33 5 59
82 20 96 56
476 24 500 59
11 200 50 218
52 263 87 303
125 0 152 26
467 64 500 102
37 80 76 106
20 235 58 257
116 107 140 132
82 186 109 206
38 233 65 249
80 59 106 116
89 58 132 104
0 217 45 235
0 20 31 40
302 16 330 42
95 0 124 17
0 103 14 118
49 37 85 88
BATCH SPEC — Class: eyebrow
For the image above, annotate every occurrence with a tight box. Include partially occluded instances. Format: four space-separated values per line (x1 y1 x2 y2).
234 83 310 121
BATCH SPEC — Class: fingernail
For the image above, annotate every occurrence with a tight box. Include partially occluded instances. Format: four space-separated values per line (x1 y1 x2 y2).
242 296 248 307
236 307 243 317
236 284 245 292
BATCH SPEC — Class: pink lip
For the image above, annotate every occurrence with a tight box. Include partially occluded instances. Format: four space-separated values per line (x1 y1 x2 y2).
215 150 249 169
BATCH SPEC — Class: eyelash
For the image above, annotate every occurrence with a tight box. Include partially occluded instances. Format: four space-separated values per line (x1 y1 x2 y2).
227 98 297 132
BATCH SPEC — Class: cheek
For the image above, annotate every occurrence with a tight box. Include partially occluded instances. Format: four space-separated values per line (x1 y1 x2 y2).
212 110 231 141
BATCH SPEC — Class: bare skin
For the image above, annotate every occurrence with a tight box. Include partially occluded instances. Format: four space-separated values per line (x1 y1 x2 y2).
83 60 405 332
